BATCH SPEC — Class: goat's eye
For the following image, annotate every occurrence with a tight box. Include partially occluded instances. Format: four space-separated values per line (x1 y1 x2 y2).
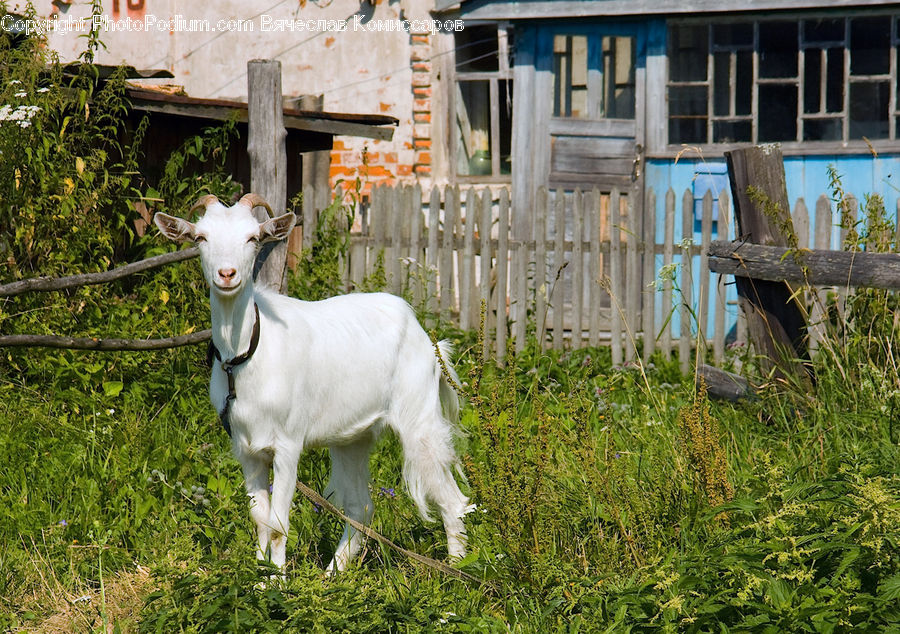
195 235 207 244
247 235 259 244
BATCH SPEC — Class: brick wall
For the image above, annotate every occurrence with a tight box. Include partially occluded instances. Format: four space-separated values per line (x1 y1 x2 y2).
329 28 433 198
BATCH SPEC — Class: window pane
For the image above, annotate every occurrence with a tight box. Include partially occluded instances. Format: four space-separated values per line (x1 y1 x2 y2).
850 81 889 139
804 49 822 113
850 17 890 76
826 48 844 112
735 51 752 115
456 25 499 72
804 118 842 141
603 36 636 119
759 21 798 78
456 80 492 176
669 24 708 81
714 120 752 143
553 35 589 117
803 18 844 44
713 22 753 47
758 84 798 141
669 85 708 144
714 52 730 116
499 80 513 174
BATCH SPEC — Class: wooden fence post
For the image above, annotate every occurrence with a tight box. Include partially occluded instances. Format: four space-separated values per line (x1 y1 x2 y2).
725 145 812 385
248 59 289 292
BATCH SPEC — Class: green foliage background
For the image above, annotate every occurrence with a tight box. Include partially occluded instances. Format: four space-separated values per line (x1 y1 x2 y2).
1 10 899 633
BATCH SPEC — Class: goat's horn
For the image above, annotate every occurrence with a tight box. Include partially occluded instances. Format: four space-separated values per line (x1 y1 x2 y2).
239 193 274 217
189 194 220 216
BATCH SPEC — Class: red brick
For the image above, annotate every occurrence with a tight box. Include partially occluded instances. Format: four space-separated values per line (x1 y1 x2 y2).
413 86 431 98
413 112 431 124
411 62 430 73
411 34 429 44
332 140 347 151
411 73 430 87
384 152 398 163
363 165 393 178
415 151 432 164
414 138 431 150
330 165 355 179
414 165 431 175
413 99 431 112
378 102 392 113
398 164 413 176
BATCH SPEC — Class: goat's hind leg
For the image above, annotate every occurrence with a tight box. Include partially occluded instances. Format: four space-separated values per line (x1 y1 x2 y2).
325 434 376 574
401 425 470 560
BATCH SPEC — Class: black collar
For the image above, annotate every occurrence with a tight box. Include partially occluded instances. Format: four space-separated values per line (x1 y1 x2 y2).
209 302 261 437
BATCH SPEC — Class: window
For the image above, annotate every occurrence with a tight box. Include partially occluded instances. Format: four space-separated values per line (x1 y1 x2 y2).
667 15 900 147
553 34 635 119
453 24 514 179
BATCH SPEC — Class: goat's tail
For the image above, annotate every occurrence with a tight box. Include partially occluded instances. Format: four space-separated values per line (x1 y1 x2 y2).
400 338 469 525
435 339 460 425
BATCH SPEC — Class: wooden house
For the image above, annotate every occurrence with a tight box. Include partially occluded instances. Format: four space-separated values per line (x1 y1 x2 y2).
440 0 900 241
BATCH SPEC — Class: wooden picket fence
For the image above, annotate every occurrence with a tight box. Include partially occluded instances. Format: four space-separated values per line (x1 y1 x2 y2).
298 182 882 368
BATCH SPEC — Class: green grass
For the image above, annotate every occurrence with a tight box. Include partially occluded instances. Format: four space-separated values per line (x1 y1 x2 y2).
1 328 897 632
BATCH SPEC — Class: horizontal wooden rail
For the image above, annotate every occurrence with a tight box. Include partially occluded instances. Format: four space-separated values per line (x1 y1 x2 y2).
0 247 200 297
0 330 211 350
348 234 705 257
708 240 900 289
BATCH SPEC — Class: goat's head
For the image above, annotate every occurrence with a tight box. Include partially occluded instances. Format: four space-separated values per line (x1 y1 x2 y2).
154 194 295 298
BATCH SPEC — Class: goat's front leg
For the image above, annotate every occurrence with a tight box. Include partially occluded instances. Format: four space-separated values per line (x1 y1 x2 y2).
268 447 301 569
239 451 273 561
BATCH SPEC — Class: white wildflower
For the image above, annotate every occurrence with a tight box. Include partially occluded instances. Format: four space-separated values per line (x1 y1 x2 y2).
37 87 50 93
8 80 21 85
14 91 26 98
0 104 40 126
650 262 680 290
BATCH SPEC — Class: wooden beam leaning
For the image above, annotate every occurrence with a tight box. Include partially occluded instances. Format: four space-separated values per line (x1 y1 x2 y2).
725 146 812 385
708 240 900 289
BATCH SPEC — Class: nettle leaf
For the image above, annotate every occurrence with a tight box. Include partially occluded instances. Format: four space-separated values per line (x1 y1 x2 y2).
102 381 124 397
878 574 900 603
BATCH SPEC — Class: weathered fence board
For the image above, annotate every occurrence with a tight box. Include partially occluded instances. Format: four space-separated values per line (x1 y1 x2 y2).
323 178 882 368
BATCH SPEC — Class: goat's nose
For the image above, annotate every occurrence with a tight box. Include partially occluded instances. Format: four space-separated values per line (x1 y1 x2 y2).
218 268 237 281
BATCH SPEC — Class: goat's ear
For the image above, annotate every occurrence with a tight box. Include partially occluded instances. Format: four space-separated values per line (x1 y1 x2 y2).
259 213 296 243
154 212 198 243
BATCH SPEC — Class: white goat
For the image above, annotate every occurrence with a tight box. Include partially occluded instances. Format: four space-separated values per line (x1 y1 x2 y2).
154 194 469 572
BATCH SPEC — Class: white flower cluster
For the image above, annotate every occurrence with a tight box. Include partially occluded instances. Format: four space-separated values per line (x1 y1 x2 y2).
0 103 41 128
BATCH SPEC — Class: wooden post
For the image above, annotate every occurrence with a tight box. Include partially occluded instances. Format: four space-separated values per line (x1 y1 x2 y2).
248 60 289 292
293 94 331 271
725 146 812 384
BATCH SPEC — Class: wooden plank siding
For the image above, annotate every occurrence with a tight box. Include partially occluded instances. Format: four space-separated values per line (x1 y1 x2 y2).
292 184 866 371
